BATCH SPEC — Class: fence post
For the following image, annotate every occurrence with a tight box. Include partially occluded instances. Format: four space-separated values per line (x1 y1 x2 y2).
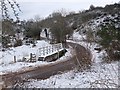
14 56 16 63
39 48 41 56
46 46 48 54
57 44 59 59
49 46 51 53
30 53 32 62
43 47 45 56
52 45 54 52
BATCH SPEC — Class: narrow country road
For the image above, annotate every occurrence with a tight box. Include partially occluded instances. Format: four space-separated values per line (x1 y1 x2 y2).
2 42 92 88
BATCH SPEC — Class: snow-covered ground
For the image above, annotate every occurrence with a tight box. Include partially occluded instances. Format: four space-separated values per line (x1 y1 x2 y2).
0 40 50 65
0 40 73 75
22 31 119 88
23 61 118 88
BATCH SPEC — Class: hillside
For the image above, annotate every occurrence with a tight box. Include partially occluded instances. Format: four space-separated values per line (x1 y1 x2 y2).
40 2 120 62
1 2 120 88
21 3 119 88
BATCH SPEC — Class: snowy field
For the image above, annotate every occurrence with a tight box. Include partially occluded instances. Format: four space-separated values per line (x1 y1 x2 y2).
23 61 118 88
0 40 50 64
0 40 73 75
1 24 119 88
22 32 119 88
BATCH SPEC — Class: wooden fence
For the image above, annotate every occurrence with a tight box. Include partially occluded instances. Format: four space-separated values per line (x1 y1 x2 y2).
38 43 63 57
12 43 63 62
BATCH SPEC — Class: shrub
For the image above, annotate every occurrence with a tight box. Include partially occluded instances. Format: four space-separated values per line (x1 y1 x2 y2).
97 24 120 62
14 39 22 47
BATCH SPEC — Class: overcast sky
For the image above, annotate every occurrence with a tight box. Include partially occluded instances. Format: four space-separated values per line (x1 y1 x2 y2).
15 0 119 20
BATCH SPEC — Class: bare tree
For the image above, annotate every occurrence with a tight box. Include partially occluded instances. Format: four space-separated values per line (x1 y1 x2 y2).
50 12 73 44
1 0 21 20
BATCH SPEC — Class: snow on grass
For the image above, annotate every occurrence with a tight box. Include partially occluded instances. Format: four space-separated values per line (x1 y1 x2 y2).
67 29 107 63
0 40 50 65
23 61 118 88
0 40 51 74
22 32 119 88
25 14 119 88
0 41 73 75
0 61 48 74
72 31 86 41
67 40 106 63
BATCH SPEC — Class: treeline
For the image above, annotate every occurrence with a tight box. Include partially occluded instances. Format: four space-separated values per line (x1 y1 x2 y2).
97 19 120 62
2 19 23 48
2 2 120 63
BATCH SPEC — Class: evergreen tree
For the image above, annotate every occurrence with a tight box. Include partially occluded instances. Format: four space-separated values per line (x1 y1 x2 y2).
97 24 120 62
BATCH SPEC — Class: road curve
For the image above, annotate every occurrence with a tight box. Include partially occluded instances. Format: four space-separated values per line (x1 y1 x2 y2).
2 42 92 88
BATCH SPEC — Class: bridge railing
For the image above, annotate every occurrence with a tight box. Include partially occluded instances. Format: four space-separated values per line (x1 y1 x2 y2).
38 43 63 57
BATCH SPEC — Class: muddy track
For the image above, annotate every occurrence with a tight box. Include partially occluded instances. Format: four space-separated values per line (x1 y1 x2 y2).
2 42 92 88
